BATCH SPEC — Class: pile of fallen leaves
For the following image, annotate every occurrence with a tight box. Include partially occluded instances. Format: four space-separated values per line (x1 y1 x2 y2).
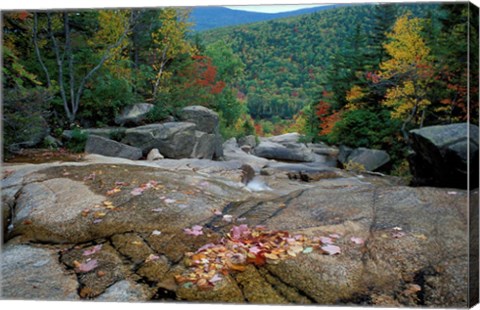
175 224 343 290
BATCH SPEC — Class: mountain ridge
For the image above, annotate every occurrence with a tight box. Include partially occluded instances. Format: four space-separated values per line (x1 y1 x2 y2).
189 5 345 31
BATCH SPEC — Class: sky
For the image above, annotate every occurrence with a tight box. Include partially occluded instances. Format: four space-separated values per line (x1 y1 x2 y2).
224 4 326 13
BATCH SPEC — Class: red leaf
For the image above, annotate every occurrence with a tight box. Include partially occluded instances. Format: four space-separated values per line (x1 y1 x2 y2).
321 245 341 255
76 259 98 273
82 244 102 256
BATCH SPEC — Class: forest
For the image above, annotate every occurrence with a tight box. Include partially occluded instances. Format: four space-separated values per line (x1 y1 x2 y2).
2 3 479 174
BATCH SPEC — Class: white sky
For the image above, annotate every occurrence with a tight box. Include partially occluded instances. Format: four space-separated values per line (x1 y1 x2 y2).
2 0 474 10
224 4 326 13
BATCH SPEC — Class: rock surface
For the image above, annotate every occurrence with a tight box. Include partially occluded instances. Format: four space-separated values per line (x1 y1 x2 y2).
85 135 143 160
115 103 154 126
147 148 164 161
121 122 197 158
0 155 471 307
1 244 79 300
253 141 315 162
345 147 391 171
238 135 257 148
179 105 219 134
408 122 479 189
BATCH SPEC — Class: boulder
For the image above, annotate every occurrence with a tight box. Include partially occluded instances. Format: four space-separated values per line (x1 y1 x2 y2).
43 135 63 148
121 122 198 159
115 103 154 126
223 138 271 170
213 134 224 160
408 123 479 189
337 145 353 165
262 133 301 145
1 244 79 300
147 148 164 161
62 127 125 140
307 143 339 157
253 141 315 162
238 135 257 148
85 135 143 160
179 105 219 134
345 147 391 171
191 131 216 159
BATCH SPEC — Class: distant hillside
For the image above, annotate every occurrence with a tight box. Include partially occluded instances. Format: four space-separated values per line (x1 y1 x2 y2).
202 3 442 119
189 5 342 32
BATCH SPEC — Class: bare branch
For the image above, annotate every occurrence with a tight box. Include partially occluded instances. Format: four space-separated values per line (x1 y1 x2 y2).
47 12 71 121
33 13 52 88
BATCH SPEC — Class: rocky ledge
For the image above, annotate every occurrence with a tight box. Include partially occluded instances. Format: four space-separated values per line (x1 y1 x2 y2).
1 153 475 307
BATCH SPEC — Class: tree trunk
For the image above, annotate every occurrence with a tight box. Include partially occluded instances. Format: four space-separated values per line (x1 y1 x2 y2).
33 13 52 88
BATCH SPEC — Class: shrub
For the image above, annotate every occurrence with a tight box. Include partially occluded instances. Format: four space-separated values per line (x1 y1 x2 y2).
66 128 88 153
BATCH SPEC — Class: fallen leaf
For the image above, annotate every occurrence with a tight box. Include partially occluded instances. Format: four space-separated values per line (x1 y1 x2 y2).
93 211 106 218
321 245 341 255
222 215 233 222
83 244 102 256
350 237 365 245
264 253 279 260
329 233 341 239
115 181 129 186
73 260 82 268
320 236 334 244
97 270 106 277
403 283 422 295
106 188 121 195
103 201 113 206
151 230 162 236
213 209 222 215
131 241 142 245
302 247 314 254
152 208 163 212
392 231 406 239
23 220 32 225
80 208 90 217
249 246 261 255
208 274 222 284
93 219 103 224
76 259 98 273
164 198 176 204
145 254 160 263
184 225 203 236
131 188 144 196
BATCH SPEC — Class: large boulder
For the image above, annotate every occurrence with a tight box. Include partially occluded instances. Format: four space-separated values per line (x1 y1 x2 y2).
115 103 154 126
85 135 143 160
262 133 301 145
178 106 224 159
253 141 315 162
62 127 125 140
408 123 479 189
179 105 219 134
121 122 197 158
191 131 216 159
344 147 391 171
